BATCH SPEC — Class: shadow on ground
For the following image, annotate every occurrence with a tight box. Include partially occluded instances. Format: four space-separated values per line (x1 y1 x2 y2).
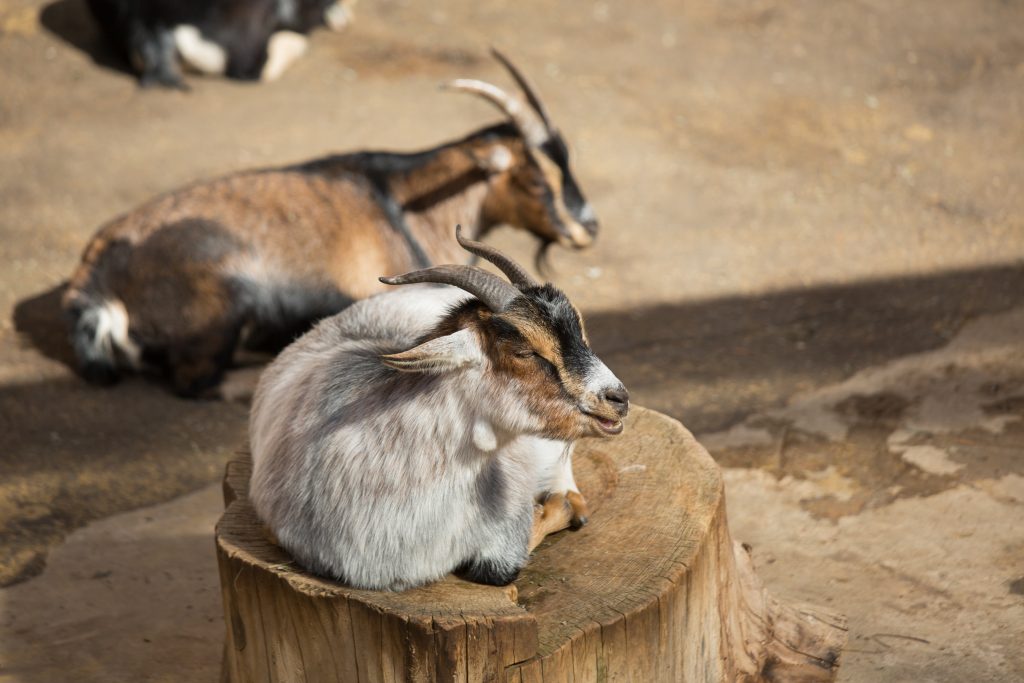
584 262 1024 434
12 281 75 370
0 370 247 587
38 0 131 78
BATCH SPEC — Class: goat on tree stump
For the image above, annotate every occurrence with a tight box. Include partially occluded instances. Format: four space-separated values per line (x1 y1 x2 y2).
215 406 847 682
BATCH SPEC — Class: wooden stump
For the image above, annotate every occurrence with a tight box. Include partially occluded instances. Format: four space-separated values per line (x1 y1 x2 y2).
216 407 847 682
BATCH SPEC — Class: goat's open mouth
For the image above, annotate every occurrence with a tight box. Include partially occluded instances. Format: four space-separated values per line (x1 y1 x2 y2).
585 413 623 435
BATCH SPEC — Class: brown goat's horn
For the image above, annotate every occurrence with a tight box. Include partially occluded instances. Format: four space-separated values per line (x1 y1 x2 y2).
443 79 549 148
490 48 554 131
455 225 538 289
380 264 520 313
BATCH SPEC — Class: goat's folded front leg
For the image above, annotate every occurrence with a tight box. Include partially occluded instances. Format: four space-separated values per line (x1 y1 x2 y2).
534 440 590 529
528 493 575 552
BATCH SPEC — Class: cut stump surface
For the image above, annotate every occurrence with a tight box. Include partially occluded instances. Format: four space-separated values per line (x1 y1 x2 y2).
216 406 846 682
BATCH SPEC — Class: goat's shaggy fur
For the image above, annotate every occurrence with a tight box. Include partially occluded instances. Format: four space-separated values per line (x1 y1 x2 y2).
249 277 627 590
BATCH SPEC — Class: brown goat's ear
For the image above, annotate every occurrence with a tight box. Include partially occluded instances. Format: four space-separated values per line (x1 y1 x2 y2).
380 329 483 373
471 144 514 174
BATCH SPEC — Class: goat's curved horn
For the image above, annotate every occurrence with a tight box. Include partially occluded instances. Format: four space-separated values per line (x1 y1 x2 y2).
443 79 549 147
380 264 520 313
490 48 554 131
455 225 538 289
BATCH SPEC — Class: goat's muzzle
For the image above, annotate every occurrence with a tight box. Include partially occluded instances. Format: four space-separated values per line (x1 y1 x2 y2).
582 384 629 436
559 220 596 249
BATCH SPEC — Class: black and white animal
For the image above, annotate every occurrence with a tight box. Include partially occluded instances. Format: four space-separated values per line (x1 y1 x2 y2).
249 228 629 590
62 50 599 396
85 0 356 88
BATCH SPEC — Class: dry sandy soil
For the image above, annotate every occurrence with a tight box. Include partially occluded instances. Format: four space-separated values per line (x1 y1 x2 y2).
1 0 1022 680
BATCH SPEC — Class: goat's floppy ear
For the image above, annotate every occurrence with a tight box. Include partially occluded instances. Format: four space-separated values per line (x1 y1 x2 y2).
380 329 483 373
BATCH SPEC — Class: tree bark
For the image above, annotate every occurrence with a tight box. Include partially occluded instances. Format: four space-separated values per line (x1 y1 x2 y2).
217 406 846 682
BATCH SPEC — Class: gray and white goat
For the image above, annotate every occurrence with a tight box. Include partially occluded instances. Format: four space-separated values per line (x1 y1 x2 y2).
249 228 628 590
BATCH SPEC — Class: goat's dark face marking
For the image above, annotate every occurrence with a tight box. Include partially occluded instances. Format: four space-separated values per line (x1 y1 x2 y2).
495 140 596 251
540 132 598 239
477 285 628 440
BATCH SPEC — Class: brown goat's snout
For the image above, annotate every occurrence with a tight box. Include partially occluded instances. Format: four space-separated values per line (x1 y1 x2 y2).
600 385 630 419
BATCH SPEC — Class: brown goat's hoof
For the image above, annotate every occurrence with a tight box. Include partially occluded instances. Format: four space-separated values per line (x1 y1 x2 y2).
566 490 590 529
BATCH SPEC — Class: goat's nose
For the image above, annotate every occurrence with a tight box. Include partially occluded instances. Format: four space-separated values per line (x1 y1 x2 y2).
601 385 630 417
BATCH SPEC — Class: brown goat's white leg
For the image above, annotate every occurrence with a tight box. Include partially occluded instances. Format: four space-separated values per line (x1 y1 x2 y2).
528 493 574 552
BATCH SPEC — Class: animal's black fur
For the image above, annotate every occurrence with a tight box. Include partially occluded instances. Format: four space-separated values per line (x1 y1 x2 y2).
295 124 513 177
455 558 522 587
521 284 593 379
541 132 594 235
86 0 338 88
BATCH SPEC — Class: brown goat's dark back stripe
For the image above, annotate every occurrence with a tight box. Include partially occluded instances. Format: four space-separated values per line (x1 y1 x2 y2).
401 167 490 214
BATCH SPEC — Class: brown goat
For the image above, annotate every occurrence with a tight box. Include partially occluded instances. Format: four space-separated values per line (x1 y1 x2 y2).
62 50 599 396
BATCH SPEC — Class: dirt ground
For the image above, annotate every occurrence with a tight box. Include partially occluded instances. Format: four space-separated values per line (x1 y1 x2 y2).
1 0 1023 680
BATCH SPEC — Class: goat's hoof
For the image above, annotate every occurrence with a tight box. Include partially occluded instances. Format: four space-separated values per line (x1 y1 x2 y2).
566 490 590 529
503 583 519 603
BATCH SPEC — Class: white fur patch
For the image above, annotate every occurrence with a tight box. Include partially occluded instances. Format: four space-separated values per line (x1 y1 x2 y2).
584 360 621 395
173 25 227 75
482 145 514 173
530 438 577 495
261 31 308 82
94 300 141 367
578 203 596 224
472 419 498 452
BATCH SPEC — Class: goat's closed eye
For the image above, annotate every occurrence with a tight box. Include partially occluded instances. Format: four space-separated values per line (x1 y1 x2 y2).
514 350 557 376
